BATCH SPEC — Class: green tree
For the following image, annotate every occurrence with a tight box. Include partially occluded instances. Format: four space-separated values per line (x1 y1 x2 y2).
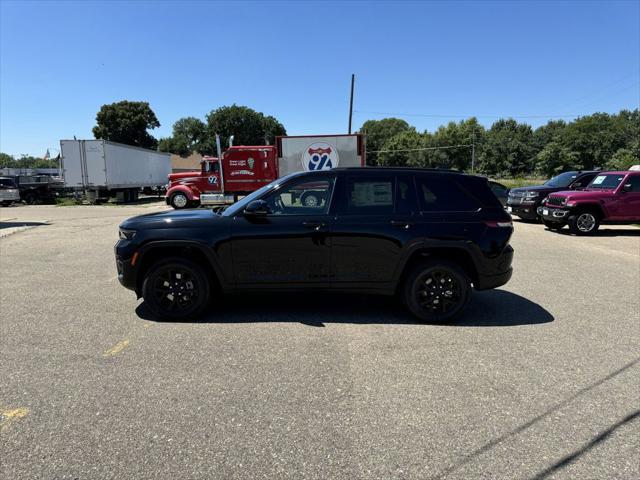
358 118 414 165
92 100 160 149
535 141 580 177
478 119 536 176
605 141 640 170
426 118 484 171
205 105 286 151
261 115 287 145
158 117 207 156
533 120 567 151
0 153 16 168
377 130 426 167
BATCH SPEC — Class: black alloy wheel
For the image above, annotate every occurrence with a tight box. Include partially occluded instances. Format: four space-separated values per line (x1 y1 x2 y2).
142 258 210 320
403 260 471 323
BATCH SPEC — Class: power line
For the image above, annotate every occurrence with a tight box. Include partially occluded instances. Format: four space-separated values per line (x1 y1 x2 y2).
354 110 584 119
369 144 472 154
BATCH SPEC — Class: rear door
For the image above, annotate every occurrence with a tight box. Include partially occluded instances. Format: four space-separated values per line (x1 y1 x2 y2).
330 173 421 288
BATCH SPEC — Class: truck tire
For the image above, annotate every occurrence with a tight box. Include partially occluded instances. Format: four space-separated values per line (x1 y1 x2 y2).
402 259 471 324
568 210 600 235
141 257 210 321
543 219 562 231
170 192 189 209
22 191 38 205
301 191 322 208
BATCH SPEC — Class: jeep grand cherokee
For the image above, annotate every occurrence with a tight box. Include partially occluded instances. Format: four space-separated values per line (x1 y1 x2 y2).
115 168 514 323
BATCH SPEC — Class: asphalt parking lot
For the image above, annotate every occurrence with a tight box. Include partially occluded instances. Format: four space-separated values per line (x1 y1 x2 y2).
1 202 639 480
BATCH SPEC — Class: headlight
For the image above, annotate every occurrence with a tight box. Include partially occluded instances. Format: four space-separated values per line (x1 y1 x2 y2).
524 191 539 198
119 229 136 240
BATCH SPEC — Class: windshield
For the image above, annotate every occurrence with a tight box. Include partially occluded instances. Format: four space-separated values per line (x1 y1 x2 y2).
587 174 625 189
544 172 578 187
221 172 305 217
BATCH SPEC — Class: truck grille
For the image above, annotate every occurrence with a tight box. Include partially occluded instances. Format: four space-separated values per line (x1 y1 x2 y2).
546 196 565 207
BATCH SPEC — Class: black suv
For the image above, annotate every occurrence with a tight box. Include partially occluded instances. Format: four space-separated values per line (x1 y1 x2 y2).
115 168 514 323
507 170 598 221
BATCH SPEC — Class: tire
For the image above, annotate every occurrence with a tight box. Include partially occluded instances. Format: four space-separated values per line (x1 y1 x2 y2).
301 191 321 208
403 260 471 323
22 191 37 205
1 201 12 207
170 192 189 209
568 210 600 235
543 219 562 231
141 258 211 321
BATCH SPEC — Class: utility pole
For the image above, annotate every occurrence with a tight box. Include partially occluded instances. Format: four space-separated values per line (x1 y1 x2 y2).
348 74 355 134
471 126 475 173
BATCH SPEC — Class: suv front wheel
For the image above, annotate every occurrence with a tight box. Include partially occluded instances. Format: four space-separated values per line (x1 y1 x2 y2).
568 210 600 235
403 260 471 323
142 258 210 320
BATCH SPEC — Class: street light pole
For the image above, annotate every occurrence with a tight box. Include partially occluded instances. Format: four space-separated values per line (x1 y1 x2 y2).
348 74 355 134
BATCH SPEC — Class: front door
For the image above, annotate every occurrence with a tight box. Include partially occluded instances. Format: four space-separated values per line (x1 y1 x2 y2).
617 174 640 220
231 175 336 286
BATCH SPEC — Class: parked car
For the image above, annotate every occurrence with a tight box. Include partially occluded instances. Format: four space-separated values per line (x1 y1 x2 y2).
115 168 514 323
0 177 20 206
538 170 640 234
488 180 509 206
507 171 598 221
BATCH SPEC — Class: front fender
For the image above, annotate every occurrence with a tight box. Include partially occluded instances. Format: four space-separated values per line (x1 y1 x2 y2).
166 185 199 201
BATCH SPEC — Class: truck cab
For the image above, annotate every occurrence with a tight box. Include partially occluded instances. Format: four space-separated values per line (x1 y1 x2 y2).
166 147 278 209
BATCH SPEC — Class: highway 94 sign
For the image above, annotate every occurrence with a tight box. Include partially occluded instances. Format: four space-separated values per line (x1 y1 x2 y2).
301 142 339 171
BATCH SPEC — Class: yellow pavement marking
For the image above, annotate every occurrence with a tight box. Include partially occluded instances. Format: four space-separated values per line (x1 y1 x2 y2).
103 339 130 357
0 407 29 433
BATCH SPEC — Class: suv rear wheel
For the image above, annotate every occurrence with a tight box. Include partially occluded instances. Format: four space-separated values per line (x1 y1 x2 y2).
141 258 210 320
568 210 600 235
403 260 471 323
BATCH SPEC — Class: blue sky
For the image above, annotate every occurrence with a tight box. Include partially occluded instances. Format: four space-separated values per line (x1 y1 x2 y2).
1 0 638 157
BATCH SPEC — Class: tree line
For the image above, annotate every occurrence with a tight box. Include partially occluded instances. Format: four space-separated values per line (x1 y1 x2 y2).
362 110 639 177
2 100 637 177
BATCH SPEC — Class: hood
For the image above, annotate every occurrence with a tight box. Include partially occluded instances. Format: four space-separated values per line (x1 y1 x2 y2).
169 171 201 181
510 184 570 195
548 189 615 200
120 208 221 230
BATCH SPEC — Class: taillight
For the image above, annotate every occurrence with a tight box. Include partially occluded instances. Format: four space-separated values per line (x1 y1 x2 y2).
485 221 513 228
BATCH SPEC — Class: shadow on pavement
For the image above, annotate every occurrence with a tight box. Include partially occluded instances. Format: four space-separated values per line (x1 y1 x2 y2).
0 221 48 230
552 227 640 237
137 289 553 327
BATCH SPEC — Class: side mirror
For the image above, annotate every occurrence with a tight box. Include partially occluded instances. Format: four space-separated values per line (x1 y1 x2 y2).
621 183 632 193
243 199 271 216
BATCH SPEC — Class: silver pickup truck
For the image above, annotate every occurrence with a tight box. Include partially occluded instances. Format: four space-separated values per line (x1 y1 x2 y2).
0 177 21 206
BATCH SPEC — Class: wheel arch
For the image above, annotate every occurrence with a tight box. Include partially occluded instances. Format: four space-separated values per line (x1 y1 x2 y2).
571 202 605 218
166 185 198 202
135 241 225 296
394 246 479 294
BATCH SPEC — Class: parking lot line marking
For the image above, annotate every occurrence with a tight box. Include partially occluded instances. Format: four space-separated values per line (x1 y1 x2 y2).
103 339 130 357
0 407 29 433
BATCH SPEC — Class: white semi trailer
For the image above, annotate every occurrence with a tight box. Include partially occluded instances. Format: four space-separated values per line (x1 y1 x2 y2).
60 139 171 202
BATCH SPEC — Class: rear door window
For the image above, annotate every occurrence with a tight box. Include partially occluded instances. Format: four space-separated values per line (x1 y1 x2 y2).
417 175 481 212
345 176 394 215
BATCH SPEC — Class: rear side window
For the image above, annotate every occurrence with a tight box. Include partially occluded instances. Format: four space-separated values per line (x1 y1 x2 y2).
627 175 640 192
345 176 394 214
416 175 482 212
571 173 596 189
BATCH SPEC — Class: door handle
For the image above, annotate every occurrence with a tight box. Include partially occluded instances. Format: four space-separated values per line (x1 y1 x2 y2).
302 221 325 231
390 220 414 229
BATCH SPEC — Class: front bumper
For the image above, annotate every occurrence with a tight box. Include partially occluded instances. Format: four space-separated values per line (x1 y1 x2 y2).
537 206 570 223
115 241 139 292
506 203 539 220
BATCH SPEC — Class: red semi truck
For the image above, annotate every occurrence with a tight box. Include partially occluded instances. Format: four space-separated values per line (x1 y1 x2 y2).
166 134 365 209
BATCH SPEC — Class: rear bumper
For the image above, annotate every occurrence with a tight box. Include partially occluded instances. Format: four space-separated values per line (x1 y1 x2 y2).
475 267 513 290
475 244 514 290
